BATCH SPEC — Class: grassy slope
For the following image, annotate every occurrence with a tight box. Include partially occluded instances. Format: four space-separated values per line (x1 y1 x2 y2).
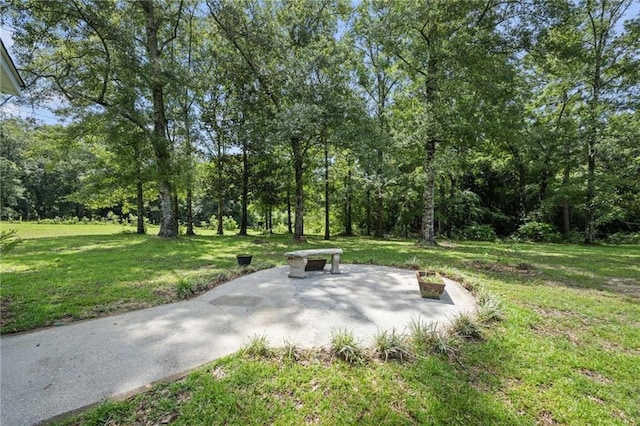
2 222 639 425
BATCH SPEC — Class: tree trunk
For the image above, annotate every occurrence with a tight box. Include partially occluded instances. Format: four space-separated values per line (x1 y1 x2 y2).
140 0 177 238
172 192 179 233
374 151 384 238
420 137 437 245
287 190 292 234
375 189 383 238
365 188 372 236
292 137 304 241
216 132 224 236
217 193 224 235
185 186 194 236
239 142 249 236
585 144 596 244
136 176 145 235
585 78 600 244
344 163 353 237
134 142 146 235
324 141 330 241
438 176 445 236
562 143 571 239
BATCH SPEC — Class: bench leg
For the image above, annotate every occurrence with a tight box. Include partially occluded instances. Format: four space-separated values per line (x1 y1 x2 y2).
287 257 307 278
330 254 341 274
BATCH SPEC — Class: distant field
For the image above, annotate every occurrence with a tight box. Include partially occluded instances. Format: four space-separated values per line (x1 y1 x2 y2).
0 221 229 239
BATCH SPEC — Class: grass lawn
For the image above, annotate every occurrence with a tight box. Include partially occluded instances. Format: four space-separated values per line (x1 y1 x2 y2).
1 222 639 425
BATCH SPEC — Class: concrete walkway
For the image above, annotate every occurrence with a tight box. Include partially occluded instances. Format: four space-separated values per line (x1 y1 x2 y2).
0 265 476 426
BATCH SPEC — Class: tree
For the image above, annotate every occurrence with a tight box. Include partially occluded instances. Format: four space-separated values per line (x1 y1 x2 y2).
353 2 399 238
208 0 348 241
8 0 191 237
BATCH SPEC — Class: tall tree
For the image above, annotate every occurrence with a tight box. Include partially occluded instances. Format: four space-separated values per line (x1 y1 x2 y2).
8 0 190 237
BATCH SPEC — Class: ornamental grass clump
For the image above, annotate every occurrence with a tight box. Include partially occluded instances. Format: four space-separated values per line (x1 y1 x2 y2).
330 328 365 364
244 334 272 358
408 316 458 359
374 329 411 362
449 312 483 340
476 290 505 325
174 278 195 299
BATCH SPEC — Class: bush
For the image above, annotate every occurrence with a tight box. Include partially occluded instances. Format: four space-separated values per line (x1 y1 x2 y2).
517 221 561 242
454 224 497 241
606 232 640 245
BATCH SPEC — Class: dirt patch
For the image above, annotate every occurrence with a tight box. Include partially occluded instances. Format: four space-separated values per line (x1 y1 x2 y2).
580 369 610 384
464 260 537 276
603 278 640 298
537 410 559 425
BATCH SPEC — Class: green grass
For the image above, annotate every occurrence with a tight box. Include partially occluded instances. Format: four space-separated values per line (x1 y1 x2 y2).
2 222 639 425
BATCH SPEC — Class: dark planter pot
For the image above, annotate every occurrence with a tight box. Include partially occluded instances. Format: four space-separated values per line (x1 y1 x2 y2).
416 271 446 299
305 258 327 271
236 255 253 267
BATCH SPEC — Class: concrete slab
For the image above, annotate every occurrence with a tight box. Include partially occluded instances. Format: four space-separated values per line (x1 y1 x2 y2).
0 265 476 426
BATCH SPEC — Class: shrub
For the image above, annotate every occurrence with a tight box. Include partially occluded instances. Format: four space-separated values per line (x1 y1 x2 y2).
223 216 238 231
517 221 561 242
455 224 497 241
606 232 640 245
374 329 411 362
330 328 365 364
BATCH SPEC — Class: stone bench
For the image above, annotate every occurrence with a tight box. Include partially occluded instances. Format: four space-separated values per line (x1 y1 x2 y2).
284 248 343 278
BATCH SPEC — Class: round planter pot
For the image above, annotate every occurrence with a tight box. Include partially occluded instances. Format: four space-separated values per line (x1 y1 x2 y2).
236 255 253 267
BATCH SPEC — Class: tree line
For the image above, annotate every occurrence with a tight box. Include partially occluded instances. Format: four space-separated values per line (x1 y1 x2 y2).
1 0 639 244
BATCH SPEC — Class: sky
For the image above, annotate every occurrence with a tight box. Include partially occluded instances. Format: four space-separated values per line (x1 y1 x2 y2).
1 25 64 125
